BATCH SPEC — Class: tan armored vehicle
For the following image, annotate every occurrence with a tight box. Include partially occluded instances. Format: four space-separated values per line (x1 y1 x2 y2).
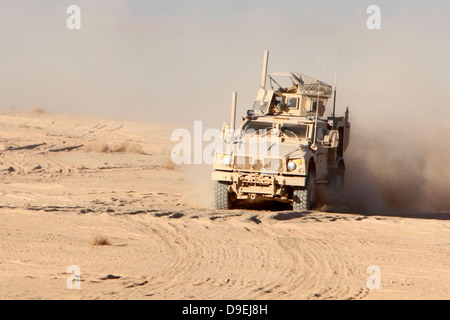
212 51 350 211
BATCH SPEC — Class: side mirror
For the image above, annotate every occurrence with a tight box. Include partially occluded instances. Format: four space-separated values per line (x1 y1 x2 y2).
324 130 339 148
221 122 232 143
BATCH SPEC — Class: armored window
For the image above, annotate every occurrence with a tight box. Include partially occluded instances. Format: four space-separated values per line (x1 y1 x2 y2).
281 124 308 138
311 99 320 111
304 98 314 112
252 100 268 112
286 97 298 109
243 121 273 136
305 98 325 113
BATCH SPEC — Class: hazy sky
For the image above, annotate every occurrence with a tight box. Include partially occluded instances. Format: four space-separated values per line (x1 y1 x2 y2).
1 0 449 129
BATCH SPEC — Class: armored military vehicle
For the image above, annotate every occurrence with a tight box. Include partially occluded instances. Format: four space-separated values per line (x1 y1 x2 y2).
212 51 350 211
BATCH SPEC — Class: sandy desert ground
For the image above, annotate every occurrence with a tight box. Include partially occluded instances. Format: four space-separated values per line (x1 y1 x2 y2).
0 111 448 300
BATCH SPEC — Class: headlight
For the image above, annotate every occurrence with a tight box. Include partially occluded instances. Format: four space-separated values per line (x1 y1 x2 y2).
287 159 302 171
223 155 232 166
287 161 297 171
216 153 232 166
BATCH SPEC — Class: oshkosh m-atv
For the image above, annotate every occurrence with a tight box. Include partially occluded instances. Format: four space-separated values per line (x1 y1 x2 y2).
212 51 350 211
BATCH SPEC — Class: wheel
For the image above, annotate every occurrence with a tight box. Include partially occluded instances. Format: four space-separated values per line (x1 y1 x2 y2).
328 168 344 190
327 168 345 203
214 181 232 210
293 172 315 211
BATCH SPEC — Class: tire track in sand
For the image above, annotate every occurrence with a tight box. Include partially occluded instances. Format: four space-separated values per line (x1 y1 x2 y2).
106 212 370 300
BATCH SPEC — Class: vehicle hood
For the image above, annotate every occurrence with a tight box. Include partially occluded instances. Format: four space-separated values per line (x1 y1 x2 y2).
231 139 307 159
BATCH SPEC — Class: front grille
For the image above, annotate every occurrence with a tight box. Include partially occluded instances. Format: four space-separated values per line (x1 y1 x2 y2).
233 156 282 172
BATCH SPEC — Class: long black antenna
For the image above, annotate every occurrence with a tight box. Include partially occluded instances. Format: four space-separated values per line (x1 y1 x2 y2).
332 24 341 127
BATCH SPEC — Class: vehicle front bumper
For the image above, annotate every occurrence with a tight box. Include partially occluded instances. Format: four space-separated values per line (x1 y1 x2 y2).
212 170 306 193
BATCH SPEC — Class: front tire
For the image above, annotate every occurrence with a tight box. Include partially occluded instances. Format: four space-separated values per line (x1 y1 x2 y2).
214 181 232 210
293 173 315 211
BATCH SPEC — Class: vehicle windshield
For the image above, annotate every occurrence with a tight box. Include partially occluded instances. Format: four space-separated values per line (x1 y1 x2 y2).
241 121 308 140
242 121 273 136
281 124 308 139
252 100 268 112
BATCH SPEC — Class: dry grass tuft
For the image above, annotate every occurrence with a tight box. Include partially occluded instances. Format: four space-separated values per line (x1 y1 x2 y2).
84 141 145 154
90 234 111 246
161 158 178 170
18 123 30 129
31 107 45 116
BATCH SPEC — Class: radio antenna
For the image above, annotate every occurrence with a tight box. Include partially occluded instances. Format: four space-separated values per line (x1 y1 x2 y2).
312 43 321 150
332 24 341 127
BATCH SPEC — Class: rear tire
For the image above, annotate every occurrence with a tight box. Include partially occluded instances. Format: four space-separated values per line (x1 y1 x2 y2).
293 172 315 211
214 181 232 210
329 168 344 189
327 167 345 202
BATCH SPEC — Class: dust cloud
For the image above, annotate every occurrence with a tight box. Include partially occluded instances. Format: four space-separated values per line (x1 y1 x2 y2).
180 165 214 209
344 119 450 213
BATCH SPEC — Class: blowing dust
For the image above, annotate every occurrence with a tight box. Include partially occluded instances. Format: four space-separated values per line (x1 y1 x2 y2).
180 165 215 209
344 119 450 214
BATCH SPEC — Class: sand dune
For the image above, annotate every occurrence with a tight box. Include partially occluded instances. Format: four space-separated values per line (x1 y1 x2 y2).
0 112 448 300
